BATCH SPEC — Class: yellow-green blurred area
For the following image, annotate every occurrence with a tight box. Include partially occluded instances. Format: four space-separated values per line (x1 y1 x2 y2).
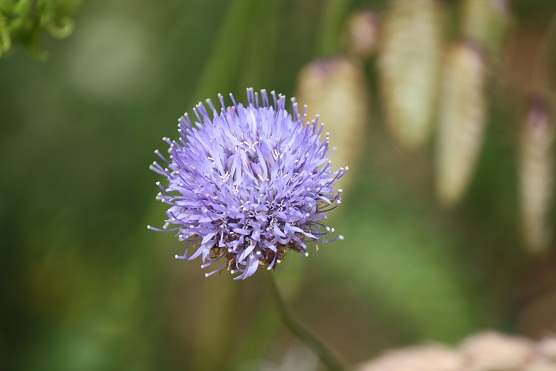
2 0 556 370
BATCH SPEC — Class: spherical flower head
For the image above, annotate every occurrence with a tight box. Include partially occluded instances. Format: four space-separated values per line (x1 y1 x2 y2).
149 88 347 280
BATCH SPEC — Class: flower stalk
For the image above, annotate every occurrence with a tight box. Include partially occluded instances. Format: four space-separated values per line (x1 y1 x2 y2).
267 271 345 371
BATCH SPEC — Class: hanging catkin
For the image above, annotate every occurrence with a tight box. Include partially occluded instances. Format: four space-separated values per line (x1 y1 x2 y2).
461 0 510 66
436 43 487 207
296 57 370 191
378 0 443 149
520 97 554 252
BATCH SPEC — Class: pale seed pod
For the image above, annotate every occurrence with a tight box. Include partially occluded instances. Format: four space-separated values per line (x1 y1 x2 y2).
435 43 487 207
378 0 443 149
354 345 464 371
461 0 511 66
296 57 369 191
520 96 554 252
460 331 535 371
538 337 556 361
355 333 556 371
524 361 556 371
345 10 380 60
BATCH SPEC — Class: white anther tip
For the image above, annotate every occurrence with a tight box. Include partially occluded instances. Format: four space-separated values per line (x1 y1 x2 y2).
339 235 345 240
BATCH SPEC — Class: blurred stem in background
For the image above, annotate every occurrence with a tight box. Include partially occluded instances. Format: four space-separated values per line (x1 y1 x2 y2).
238 0 284 90
190 277 238 371
190 0 256 106
317 0 354 56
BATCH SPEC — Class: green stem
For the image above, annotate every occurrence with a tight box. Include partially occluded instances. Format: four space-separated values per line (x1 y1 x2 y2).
191 0 256 106
317 0 354 56
267 271 345 371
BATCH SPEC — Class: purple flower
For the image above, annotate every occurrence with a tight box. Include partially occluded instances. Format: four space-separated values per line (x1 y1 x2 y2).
149 88 346 280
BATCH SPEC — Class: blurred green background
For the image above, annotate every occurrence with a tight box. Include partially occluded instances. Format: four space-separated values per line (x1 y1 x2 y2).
2 0 556 370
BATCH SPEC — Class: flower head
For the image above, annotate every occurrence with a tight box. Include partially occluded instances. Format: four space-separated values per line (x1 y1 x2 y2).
149 88 346 279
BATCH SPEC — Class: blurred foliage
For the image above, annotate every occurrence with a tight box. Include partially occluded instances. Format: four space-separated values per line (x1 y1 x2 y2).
0 0 81 58
1 0 556 370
